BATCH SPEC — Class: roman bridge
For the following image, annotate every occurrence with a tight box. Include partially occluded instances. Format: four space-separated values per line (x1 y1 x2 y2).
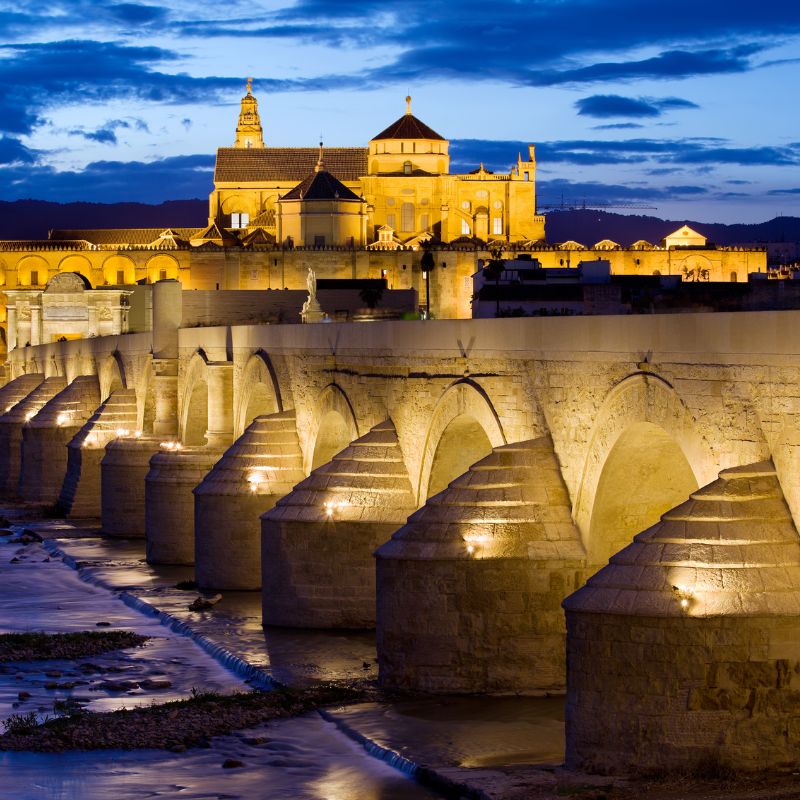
2 281 799 694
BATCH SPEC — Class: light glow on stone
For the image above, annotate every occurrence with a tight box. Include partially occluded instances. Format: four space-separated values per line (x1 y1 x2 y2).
672 584 695 612
160 440 183 451
323 500 348 518
56 411 74 426
115 428 129 438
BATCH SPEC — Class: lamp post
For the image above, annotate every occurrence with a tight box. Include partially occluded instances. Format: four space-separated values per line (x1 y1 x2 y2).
420 247 435 318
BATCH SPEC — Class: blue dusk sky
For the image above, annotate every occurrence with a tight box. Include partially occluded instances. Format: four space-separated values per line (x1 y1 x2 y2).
0 0 799 222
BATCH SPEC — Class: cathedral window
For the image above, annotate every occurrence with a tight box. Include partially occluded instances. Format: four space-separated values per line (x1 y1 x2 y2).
401 202 415 232
403 161 412 175
420 213 429 231
492 217 503 235
117 270 125 285
30 270 39 286
387 213 396 229
461 219 471 235
231 212 249 229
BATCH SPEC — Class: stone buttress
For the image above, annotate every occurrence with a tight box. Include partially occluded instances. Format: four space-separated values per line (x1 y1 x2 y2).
564 461 800 775
376 436 586 693
193 411 304 590
145 445 222 565
19 376 100 504
0 374 46 496
56 389 138 518
101 436 164 537
262 418 416 628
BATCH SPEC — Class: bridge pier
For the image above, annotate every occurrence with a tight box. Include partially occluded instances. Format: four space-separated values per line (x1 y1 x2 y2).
19 376 100 504
0 375 44 494
145 446 222 565
193 411 304 591
56 388 138 518
564 461 800 774
262 419 416 628
376 437 586 693
101 436 163 537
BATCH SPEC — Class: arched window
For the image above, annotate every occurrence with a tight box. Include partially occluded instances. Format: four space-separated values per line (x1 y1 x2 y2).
403 161 412 175
400 202 415 232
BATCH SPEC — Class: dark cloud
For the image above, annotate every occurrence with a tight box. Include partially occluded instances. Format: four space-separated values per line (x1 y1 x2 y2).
0 136 37 165
576 95 699 119
593 123 645 130
107 4 168 24
0 154 214 203
0 40 243 135
768 188 800 195
451 137 800 174
69 118 151 145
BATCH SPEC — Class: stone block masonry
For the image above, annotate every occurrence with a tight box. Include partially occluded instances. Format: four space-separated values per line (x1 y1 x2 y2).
564 461 800 774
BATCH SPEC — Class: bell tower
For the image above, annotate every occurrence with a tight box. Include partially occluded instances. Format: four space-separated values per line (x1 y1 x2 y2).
234 78 264 149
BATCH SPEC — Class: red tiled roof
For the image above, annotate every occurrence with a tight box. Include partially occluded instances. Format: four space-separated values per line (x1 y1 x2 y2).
49 228 201 245
214 147 368 183
371 113 445 142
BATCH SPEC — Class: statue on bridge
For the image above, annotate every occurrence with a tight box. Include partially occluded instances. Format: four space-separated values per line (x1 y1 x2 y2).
300 267 323 323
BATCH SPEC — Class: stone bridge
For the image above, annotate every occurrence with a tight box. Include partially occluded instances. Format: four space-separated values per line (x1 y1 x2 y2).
3 280 799 695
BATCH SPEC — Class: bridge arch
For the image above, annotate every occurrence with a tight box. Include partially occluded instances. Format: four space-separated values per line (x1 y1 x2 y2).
180 351 210 446
574 372 716 569
98 351 127 401
418 379 506 502
235 350 282 437
307 383 358 473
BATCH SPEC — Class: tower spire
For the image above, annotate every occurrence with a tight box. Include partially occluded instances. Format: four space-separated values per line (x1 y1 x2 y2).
234 78 264 148
315 141 325 172
405 94 412 115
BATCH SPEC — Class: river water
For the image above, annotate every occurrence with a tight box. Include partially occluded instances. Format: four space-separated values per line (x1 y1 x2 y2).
0 526 439 800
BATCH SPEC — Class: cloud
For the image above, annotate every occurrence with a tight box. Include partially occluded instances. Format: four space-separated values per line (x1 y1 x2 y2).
0 136 37 165
106 3 168 24
450 137 800 175
68 118 151 145
593 123 645 130
0 40 243 136
0 154 214 203
768 188 800 195
576 94 699 119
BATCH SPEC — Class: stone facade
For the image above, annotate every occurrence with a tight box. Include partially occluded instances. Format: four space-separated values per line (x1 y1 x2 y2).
262 419 416 628
377 437 585 693
193 411 304 590
5 311 800 701
564 461 800 774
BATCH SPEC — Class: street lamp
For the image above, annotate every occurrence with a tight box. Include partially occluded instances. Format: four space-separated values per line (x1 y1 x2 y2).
420 247 435 318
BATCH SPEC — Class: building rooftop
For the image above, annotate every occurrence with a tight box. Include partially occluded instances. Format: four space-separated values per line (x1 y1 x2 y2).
371 109 446 142
49 228 200 246
282 168 362 202
214 147 368 183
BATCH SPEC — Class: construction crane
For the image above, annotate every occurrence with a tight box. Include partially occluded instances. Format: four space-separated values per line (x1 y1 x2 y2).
538 198 657 212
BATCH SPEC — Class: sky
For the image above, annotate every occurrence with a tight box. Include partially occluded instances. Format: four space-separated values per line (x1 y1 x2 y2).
0 0 799 223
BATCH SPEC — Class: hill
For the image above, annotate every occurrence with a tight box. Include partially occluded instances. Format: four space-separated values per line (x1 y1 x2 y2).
0 200 797 249
544 210 800 247
0 199 207 240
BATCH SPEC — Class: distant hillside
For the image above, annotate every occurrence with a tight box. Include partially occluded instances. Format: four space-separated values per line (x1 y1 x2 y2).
544 210 800 247
0 199 207 240
0 200 797 248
